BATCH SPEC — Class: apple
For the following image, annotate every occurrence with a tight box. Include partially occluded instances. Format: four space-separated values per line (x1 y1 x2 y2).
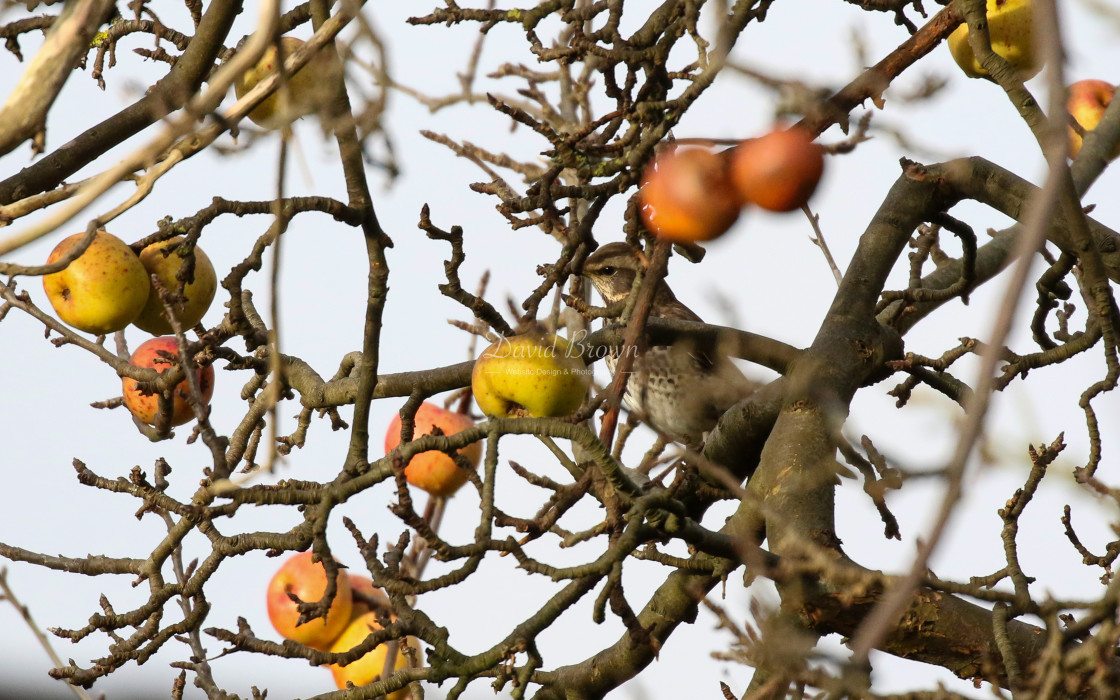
327 610 419 695
42 231 150 334
638 147 742 243
132 237 217 335
385 402 482 497
234 36 343 129
121 336 215 427
947 0 1039 80
730 128 825 213
1067 79 1118 160
472 333 591 418
348 575 391 618
266 551 353 650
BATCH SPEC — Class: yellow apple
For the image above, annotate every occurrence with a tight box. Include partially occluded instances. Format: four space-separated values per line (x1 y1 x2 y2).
132 236 217 335
234 36 343 129
266 552 353 650
384 401 482 497
122 336 215 427
472 333 591 418
327 610 419 695
947 0 1039 80
1067 79 1118 160
42 231 150 334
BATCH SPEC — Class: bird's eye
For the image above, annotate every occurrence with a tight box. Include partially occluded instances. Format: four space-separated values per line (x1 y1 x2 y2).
600 266 616 276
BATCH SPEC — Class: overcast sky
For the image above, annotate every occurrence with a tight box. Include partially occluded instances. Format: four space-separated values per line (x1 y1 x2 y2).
2 1 1119 698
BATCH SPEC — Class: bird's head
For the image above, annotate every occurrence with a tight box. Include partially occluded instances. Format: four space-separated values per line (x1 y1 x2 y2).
582 242 643 306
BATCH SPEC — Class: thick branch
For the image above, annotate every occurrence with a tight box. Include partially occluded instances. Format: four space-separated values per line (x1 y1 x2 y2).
0 0 115 157
0 0 242 204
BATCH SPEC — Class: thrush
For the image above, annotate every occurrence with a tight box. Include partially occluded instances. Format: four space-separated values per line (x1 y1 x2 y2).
582 242 758 447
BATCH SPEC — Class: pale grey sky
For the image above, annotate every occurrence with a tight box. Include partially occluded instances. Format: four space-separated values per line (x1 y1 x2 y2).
1 1 1118 698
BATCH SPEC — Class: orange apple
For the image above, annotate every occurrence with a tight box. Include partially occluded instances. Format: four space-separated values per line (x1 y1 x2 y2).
730 128 825 213
348 575 391 618
327 610 419 695
132 237 217 335
121 336 215 427
638 147 742 243
385 402 482 497
1067 79 1118 160
42 231 150 334
234 36 343 129
266 552 353 650
472 333 591 418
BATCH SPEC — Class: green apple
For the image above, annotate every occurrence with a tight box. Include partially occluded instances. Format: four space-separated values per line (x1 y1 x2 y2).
132 236 217 335
42 231 150 334
472 333 591 418
947 0 1039 80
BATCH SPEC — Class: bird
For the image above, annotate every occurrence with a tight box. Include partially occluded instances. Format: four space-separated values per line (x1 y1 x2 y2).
582 242 759 447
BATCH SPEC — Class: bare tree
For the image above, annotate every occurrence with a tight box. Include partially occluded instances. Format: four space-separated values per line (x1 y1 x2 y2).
1 0 1119 698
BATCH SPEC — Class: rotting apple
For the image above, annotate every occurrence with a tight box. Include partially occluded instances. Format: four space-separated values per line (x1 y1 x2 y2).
42 231 150 335
384 401 482 498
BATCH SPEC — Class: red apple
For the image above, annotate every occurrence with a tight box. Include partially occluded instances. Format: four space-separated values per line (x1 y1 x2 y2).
121 336 215 427
266 552 353 650
638 147 742 243
730 128 825 212
384 402 482 497
1067 79 1118 160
